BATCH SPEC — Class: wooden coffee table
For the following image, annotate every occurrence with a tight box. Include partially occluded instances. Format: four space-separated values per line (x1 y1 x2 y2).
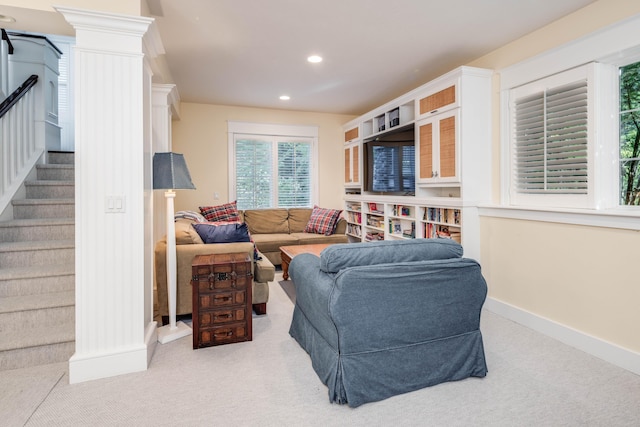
280 243 332 280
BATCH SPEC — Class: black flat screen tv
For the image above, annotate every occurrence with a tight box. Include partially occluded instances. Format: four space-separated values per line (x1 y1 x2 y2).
363 124 415 196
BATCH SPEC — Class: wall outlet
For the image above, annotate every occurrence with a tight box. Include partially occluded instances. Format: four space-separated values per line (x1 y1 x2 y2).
214 192 219 200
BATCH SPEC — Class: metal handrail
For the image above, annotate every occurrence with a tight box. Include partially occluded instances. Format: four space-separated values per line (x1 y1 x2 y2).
0 74 38 118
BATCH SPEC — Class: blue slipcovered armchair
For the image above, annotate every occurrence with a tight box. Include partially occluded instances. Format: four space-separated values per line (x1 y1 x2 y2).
288 239 488 407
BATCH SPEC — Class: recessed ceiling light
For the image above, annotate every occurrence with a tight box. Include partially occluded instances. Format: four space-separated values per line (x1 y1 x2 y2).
307 55 322 63
0 15 16 23
279 95 290 101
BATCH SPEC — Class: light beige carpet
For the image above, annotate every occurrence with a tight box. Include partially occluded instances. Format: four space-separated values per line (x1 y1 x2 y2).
0 362 66 426
5 273 640 426
278 279 296 304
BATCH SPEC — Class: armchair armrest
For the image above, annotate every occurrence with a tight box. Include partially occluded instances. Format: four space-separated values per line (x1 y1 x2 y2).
289 253 340 350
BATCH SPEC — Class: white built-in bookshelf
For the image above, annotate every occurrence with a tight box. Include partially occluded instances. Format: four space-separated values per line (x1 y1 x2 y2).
342 66 492 261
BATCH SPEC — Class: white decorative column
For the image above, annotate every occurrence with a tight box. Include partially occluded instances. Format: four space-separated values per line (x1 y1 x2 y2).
152 84 180 244
57 7 158 384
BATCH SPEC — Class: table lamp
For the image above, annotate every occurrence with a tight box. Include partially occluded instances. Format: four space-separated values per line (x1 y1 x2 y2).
153 152 196 344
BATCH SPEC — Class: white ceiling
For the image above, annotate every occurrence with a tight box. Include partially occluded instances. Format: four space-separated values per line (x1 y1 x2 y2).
149 0 597 115
0 1 598 116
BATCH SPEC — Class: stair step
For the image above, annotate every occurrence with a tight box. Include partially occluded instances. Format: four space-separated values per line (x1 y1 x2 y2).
0 291 74 333
0 327 74 370
0 264 75 297
0 151 77 371
36 164 74 181
12 198 75 219
0 240 74 268
0 218 74 242
47 151 74 165
25 180 74 199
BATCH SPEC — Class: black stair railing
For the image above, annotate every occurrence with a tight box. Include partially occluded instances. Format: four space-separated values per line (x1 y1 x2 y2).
1 29 14 54
0 74 38 119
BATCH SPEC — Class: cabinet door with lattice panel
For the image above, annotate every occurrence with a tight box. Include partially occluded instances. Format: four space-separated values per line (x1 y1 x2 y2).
344 147 351 183
419 84 457 116
439 114 456 178
419 120 434 179
416 109 459 183
344 126 359 143
344 142 361 185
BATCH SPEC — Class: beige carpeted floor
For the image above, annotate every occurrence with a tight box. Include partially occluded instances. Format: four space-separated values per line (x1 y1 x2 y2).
3 272 640 426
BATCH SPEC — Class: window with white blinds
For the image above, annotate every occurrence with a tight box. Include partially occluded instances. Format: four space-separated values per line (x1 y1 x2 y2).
514 80 588 194
235 138 273 209
508 65 595 208
229 122 317 210
277 142 311 207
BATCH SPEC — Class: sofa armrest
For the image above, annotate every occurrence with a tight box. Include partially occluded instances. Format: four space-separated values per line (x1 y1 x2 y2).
289 253 339 350
255 253 275 282
155 240 257 316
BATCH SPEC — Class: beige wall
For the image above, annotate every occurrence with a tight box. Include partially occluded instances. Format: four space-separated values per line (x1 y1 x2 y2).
471 0 640 354
171 102 355 213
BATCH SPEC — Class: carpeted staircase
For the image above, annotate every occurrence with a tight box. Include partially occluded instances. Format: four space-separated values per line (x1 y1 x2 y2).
0 151 75 370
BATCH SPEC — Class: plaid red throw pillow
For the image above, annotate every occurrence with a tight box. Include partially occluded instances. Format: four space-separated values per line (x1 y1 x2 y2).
304 206 342 236
199 201 240 222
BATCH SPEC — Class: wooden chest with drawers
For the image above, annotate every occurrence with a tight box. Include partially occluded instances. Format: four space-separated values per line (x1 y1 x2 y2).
191 253 252 349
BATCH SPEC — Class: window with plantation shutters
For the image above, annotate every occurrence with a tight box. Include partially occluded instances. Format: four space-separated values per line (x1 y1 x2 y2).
514 80 588 194
228 122 317 210
235 138 273 209
508 64 596 209
278 141 311 207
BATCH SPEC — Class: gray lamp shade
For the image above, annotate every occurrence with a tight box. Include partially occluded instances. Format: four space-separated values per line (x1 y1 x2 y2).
153 152 196 190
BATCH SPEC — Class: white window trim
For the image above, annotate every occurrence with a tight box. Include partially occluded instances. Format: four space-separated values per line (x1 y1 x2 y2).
227 121 319 207
491 12 640 229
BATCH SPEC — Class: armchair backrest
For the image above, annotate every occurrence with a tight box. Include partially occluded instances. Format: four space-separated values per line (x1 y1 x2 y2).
320 238 463 273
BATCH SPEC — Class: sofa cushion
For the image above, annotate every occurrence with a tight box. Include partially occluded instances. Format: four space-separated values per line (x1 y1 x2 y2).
250 233 298 253
192 222 251 244
243 209 289 234
291 232 349 246
175 219 204 244
320 239 463 273
199 201 240 222
304 206 343 236
288 208 313 233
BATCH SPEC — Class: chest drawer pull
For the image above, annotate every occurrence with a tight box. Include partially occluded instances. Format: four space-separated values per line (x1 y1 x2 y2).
214 295 232 302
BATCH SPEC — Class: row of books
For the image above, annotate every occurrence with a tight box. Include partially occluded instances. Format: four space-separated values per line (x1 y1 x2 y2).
365 232 384 241
424 208 460 225
391 205 412 217
389 219 415 238
367 202 384 215
346 211 362 224
424 224 461 243
346 202 362 212
347 224 362 237
366 214 384 228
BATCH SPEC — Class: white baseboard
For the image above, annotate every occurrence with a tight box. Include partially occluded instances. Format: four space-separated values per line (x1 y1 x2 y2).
484 297 640 376
68 320 158 384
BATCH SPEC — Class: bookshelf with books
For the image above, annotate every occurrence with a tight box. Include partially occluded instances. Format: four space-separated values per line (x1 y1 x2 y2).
421 206 461 243
344 198 469 250
387 204 417 239
344 201 363 242
363 202 385 242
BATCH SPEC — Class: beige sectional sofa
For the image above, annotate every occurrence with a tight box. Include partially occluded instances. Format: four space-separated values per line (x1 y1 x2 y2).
240 208 348 266
154 207 348 323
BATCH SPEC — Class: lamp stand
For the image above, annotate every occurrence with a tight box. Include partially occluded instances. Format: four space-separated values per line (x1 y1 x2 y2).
157 190 192 344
